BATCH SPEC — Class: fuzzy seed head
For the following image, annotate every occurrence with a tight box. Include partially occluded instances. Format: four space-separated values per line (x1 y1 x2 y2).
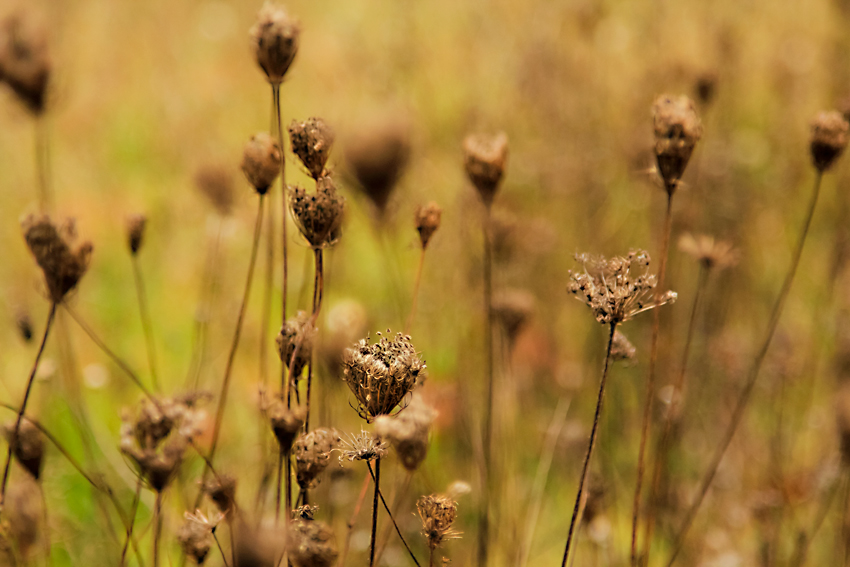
0 12 50 114
415 202 442 249
492 289 535 346
249 3 299 85
194 163 235 216
267 399 305 453
344 116 411 215
417 494 460 549
4 418 44 480
276 311 316 380
289 177 345 248
290 117 335 180
678 233 738 271
294 428 341 490
288 518 338 567
339 429 389 463
178 512 217 565
126 214 147 255
463 132 508 207
22 215 93 303
241 132 281 194
205 474 237 515
652 94 702 193
810 111 849 172
374 393 435 471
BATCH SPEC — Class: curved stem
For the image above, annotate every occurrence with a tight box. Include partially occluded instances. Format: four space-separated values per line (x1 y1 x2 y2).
405 248 427 334
132 255 160 392
374 470 413 565
121 479 142 566
367 460 422 567
479 206 494 567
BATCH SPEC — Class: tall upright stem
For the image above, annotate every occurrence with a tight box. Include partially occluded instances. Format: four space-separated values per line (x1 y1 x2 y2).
261 191 275 388
666 172 824 567
370 457 382 567
153 490 163 567
273 84 289 397
132 255 160 392
405 248 427 334
305 248 323 433
479 207 494 567
35 114 51 212
120 479 143 566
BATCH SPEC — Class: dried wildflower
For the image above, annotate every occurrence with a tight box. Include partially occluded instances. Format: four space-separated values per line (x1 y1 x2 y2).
344 116 411 215
22 215 93 303
290 118 335 180
289 177 346 248
339 429 388 462
293 505 318 520
4 418 43 480
0 12 50 114
15 309 33 342
233 520 285 567
610 330 637 364
194 163 235 216
241 132 282 194
810 111 849 172
415 202 442 249
568 250 677 325
678 233 738 270
417 494 461 549
6 475 41 558
342 331 425 421
179 510 224 565
126 214 147 255
205 474 237 515
463 132 508 207
492 289 535 345
288 518 338 567
374 393 435 471
277 311 316 380
294 428 341 490
651 94 702 193
250 3 299 85
267 399 304 452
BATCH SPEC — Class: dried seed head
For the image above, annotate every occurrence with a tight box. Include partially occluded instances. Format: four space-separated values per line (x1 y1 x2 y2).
810 111 849 172
178 512 216 565
194 163 235 216
463 132 508 208
344 116 411 215
4 418 44 480
837 384 850 465
241 132 281 194
277 311 317 380
22 215 93 303
294 428 341 490
289 177 346 248
415 202 442 249
568 250 677 325
126 214 147 255
373 393 435 471
288 518 339 567
651 94 702 193
492 289 535 346
15 309 33 342
342 331 425 421
694 71 718 106
268 399 305 452
6 475 41 559
205 474 237 515
290 117 335 180
610 330 637 364
249 3 299 85
417 494 460 549
234 520 285 567
678 233 738 271
0 12 50 114
338 430 389 462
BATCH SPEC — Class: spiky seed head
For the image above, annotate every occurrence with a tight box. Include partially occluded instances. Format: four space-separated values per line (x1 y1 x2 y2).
194 163 235 216
415 202 442 249
0 12 50 114
417 494 460 549
4 419 44 480
178 515 214 565
463 132 508 208
610 330 637 364
126 214 147 255
374 393 436 471
289 118 335 180
678 233 738 271
249 3 299 85
294 428 341 490
288 518 338 567
268 400 304 453
344 116 411 215
492 289 535 346
651 94 702 193
241 133 281 194
22 215 93 303
276 311 316 380
205 473 237 515
289 177 346 249
810 111 849 172
339 430 389 462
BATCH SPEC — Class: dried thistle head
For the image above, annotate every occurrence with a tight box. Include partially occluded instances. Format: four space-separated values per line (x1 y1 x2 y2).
338 429 388 462
0 11 50 114
241 132 281 194
267 399 305 453
374 393 435 471
610 330 637 365
463 132 508 208
344 116 411 215
651 94 702 193
678 233 738 270
249 3 299 85
288 518 338 567
194 163 235 216
276 311 316 380
22 215 93 303
4 418 43 480
417 494 461 549
568 250 677 325
810 111 849 172
415 202 442 249
342 331 425 421
492 289 535 346
126 214 147 256
179 510 224 565
294 428 341 490
5 475 41 559
290 117 335 180
289 177 346 248
205 474 237 515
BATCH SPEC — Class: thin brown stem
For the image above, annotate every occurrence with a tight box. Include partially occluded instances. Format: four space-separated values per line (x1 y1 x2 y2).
213 529 231 567
153 490 163 567
666 171 824 567
366 463 421 567
305 248 323 433
370 457 382 567
479 207 494 567
273 83 290 401
339 469 372 567
121 479 143 566
790 467 847 567
35 113 51 212
188 215 224 389
261 190 275 388
132 255 160 392
561 323 617 567
405 248 427 334
275 450 284 523
374 470 413 564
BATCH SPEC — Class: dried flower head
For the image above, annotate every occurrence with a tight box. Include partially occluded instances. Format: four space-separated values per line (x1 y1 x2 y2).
277 311 316 380
4 418 43 480
15 309 33 342
678 233 738 270
374 393 435 471
344 116 411 215
241 132 282 194
837 383 850 465
249 3 299 85
339 429 389 462
810 111 849 172
290 117 335 180
204 474 237 515
267 399 304 453
288 518 338 567
294 428 341 490
0 12 50 114
342 331 425 421
289 177 346 248
417 494 461 549
233 520 285 567
610 330 637 364
194 163 235 216
492 289 535 345
651 94 702 192
126 214 147 256
568 250 677 325
5 475 41 559
463 132 508 207
415 202 442 249
179 510 222 565
22 215 93 303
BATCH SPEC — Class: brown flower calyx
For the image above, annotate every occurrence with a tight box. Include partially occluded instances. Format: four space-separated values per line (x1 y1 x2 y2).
290 117 335 180
294 428 341 490
463 132 508 208
415 201 442 249
288 517 339 567
374 393 435 471
678 233 738 271
492 288 535 346
417 494 461 549
0 12 50 114
204 473 237 515
194 163 235 216
126 214 147 255
3 418 44 480
651 94 702 193
277 311 316 380
289 176 345 249
241 132 282 194
249 3 300 85
22 215 93 303
810 111 849 172
267 398 305 453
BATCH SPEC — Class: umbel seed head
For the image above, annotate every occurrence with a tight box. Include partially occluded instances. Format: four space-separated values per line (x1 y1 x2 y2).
294 428 341 490
178 515 214 565
417 494 460 550
288 518 338 567
241 132 281 194
810 111 849 172
126 214 147 255
22 215 93 303
289 176 346 249
194 163 235 216
277 311 316 380
415 202 442 249
463 132 508 208
289 117 335 180
268 400 304 453
651 94 702 193
0 12 51 114
4 419 44 480
249 3 300 85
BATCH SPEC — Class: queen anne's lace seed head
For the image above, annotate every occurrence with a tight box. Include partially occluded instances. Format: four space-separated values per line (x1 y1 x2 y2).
417 494 461 549
294 428 341 490
338 430 388 462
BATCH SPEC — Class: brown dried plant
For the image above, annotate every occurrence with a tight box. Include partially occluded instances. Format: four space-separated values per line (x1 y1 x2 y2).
0 11 50 114
22 215 93 304
290 117 335 180
463 132 508 208
250 3 300 85
289 177 346 249
810 111 849 172
651 94 702 193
